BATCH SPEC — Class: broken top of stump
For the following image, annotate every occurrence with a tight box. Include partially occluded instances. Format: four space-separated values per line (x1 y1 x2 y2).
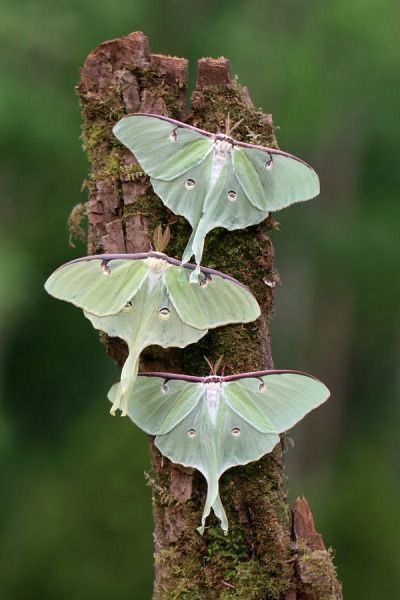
196 57 232 88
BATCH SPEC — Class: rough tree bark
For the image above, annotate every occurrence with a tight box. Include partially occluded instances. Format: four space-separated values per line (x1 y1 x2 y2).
76 32 342 600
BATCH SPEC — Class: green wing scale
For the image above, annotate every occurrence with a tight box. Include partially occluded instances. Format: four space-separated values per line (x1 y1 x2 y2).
116 370 330 533
113 114 320 274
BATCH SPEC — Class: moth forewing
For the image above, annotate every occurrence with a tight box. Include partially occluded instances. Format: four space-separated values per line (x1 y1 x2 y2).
44 256 149 316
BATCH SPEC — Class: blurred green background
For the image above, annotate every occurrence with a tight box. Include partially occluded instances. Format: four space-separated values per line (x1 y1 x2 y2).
1 0 399 597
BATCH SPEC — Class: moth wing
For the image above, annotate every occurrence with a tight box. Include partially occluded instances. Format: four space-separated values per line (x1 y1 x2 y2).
85 279 206 414
44 257 148 316
192 382 321 531
224 373 330 434
153 389 227 533
151 154 211 230
209 394 278 476
154 390 280 534
233 146 320 212
181 159 266 266
177 145 318 266
113 114 212 180
116 376 203 435
85 277 206 345
165 265 260 330
121 375 223 532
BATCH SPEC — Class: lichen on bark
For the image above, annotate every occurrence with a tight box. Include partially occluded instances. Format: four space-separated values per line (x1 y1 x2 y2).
77 31 342 599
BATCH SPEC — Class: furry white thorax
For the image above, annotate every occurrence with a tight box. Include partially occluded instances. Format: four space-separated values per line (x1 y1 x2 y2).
210 139 233 187
144 257 171 290
204 382 222 426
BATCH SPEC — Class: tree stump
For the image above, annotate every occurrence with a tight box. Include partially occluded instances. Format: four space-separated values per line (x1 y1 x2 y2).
77 31 342 600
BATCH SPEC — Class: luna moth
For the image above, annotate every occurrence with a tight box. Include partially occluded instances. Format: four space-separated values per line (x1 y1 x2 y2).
113 114 320 279
45 252 260 415
109 369 330 533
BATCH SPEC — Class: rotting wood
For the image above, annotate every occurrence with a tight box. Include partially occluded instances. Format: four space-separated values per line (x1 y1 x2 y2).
78 31 342 599
292 498 342 599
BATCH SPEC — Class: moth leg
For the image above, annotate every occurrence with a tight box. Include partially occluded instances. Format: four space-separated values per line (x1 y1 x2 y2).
189 264 202 284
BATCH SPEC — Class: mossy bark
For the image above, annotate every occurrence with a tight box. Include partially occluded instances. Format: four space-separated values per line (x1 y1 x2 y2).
77 31 342 599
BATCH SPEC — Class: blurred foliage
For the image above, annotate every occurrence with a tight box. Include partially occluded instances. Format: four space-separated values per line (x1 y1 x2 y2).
0 0 399 597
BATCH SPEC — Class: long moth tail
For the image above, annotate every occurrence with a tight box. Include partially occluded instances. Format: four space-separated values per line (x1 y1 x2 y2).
197 474 228 535
181 229 197 264
188 162 229 284
110 351 140 416
181 222 207 284
211 493 229 535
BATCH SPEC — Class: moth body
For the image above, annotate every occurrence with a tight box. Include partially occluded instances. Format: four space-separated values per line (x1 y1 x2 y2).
145 256 170 291
210 138 233 188
145 256 170 273
204 381 222 425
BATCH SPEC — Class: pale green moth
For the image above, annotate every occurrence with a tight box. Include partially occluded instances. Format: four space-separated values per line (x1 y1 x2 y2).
110 369 330 533
113 114 320 280
45 252 260 415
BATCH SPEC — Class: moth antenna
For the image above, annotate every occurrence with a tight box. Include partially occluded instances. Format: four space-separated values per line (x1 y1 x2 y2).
203 355 214 375
214 355 224 376
162 225 171 251
228 117 244 136
216 122 222 134
153 224 171 253
225 112 231 136
221 363 226 377
152 224 162 252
